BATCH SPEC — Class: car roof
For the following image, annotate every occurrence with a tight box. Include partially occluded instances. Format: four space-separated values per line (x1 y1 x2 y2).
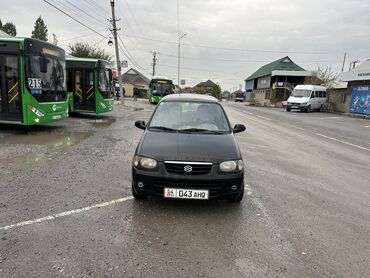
161 93 219 103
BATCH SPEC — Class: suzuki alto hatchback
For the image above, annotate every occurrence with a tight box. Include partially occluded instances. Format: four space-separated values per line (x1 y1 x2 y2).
132 94 246 202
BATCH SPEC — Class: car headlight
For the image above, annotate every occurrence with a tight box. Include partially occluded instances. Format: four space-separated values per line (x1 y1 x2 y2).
133 155 158 170
219 160 243 173
301 102 308 105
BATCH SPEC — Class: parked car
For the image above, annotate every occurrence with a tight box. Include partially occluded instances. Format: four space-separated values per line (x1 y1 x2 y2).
132 93 246 202
286 85 327 112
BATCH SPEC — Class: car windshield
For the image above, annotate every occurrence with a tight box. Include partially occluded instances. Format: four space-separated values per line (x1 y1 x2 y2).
149 101 230 133
291 89 311 98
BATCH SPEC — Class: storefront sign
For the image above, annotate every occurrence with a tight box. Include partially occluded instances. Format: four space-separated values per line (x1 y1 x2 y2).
350 85 370 115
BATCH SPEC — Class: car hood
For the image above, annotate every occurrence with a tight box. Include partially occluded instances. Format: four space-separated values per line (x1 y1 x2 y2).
136 130 241 163
288 96 310 103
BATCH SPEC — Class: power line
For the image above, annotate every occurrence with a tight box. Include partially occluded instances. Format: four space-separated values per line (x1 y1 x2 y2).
64 0 108 26
48 0 106 28
123 0 145 36
42 0 108 38
119 34 329 55
159 53 335 64
81 0 111 19
58 29 109 42
117 34 146 70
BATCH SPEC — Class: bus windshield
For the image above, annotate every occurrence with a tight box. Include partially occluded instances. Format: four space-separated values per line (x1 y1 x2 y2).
26 55 67 102
98 63 113 99
151 82 173 96
291 89 312 98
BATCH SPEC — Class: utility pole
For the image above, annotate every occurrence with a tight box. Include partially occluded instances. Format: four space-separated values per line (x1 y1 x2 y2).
110 0 123 100
151 51 158 77
341 52 346 72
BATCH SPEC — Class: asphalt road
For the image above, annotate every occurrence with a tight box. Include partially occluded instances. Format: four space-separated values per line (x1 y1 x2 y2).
0 99 369 277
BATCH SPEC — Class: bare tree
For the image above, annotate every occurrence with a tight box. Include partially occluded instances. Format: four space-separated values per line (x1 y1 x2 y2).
314 66 339 89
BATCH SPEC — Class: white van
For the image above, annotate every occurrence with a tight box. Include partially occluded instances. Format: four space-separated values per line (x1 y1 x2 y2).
286 85 327 112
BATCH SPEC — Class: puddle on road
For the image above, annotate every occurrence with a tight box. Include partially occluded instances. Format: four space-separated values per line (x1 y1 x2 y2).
0 131 93 169
87 118 116 128
0 131 92 148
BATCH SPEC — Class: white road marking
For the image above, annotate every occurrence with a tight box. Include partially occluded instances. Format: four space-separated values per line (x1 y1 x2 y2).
254 114 273 121
290 126 305 131
245 184 252 196
315 133 370 152
0 196 134 231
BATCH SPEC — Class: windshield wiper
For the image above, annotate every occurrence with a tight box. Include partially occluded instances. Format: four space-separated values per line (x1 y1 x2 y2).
149 126 178 132
179 128 225 134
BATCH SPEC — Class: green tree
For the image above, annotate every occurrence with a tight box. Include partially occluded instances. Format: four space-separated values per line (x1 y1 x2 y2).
313 66 339 89
31 16 48 41
0 20 17 36
68 42 112 61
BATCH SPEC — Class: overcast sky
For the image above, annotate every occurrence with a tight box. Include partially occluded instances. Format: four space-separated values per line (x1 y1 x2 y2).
1 0 370 90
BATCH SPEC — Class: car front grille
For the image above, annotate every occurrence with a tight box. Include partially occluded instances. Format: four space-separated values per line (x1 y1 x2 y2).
164 161 212 175
290 102 300 106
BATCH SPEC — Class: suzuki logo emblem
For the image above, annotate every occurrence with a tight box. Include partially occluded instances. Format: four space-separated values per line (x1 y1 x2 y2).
184 165 192 172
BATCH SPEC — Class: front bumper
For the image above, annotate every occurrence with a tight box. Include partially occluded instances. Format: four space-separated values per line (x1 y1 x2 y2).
287 103 309 109
132 162 244 199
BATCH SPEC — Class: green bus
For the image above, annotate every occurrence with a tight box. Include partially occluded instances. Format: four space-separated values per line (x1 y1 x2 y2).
149 77 174 104
0 37 68 125
66 57 114 114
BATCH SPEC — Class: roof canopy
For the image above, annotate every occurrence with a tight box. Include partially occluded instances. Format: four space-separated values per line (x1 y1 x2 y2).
245 56 306 81
340 59 370 81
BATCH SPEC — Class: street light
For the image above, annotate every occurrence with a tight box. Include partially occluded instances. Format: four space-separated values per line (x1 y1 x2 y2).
178 32 187 87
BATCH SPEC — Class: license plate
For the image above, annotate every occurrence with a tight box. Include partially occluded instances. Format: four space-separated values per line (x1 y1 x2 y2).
164 188 209 200
291 106 298 109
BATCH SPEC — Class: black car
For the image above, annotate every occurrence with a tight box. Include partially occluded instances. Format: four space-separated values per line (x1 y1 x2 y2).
132 94 246 202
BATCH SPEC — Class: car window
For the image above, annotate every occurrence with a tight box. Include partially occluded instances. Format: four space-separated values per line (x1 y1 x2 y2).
149 101 230 132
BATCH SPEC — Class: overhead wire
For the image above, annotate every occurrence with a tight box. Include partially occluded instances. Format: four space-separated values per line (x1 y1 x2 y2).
48 0 106 28
119 34 329 55
42 0 108 39
64 0 108 26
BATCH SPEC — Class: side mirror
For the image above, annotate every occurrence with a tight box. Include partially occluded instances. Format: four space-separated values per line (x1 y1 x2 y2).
135 120 146 130
233 124 246 134
39 56 48 73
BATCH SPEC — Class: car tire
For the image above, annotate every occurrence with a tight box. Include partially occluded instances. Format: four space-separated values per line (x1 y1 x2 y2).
306 105 311 113
132 182 147 199
228 185 244 203
286 107 291 112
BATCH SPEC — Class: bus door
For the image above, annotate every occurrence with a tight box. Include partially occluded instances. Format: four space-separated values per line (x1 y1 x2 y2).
0 54 22 122
73 69 95 111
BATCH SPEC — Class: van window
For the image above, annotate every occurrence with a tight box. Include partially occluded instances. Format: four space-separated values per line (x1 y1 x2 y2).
323 91 326 98
319 91 323 97
315 91 319 98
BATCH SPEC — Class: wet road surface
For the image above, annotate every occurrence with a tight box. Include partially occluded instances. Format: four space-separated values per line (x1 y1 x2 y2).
0 100 369 277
